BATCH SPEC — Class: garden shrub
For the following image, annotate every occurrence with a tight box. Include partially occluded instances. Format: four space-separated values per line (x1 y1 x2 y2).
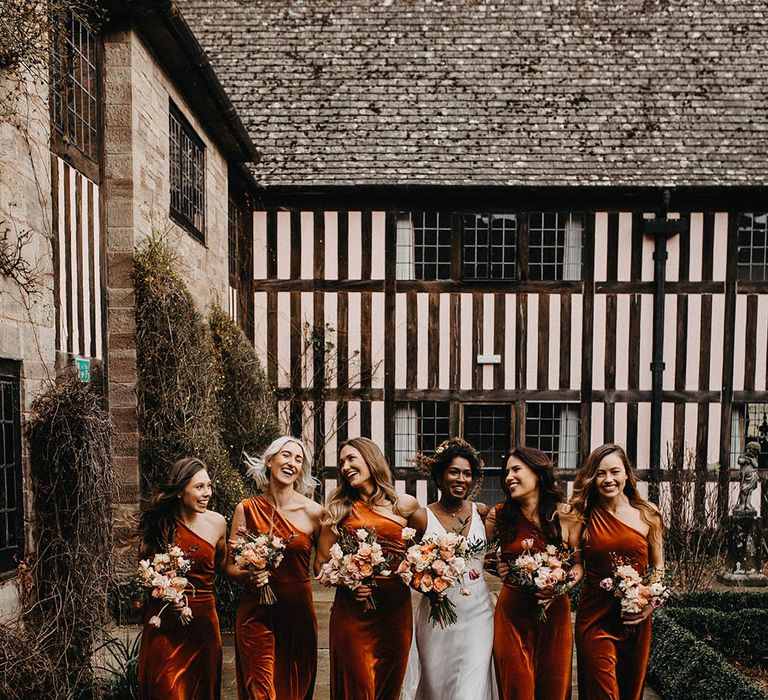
667 589 768 612
649 611 768 700
0 623 59 699
134 237 246 515
2 377 116 698
209 303 279 477
664 607 768 667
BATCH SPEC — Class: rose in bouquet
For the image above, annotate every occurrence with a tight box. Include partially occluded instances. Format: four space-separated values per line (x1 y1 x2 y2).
599 555 670 621
505 538 575 620
137 544 195 628
229 525 294 605
317 526 391 611
395 527 486 628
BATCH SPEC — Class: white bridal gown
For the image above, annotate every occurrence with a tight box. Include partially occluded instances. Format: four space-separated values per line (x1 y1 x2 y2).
401 502 498 700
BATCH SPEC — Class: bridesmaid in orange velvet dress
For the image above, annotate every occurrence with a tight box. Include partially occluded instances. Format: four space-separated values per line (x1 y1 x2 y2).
226 436 324 700
571 443 664 700
137 457 228 700
315 437 420 700
487 447 582 700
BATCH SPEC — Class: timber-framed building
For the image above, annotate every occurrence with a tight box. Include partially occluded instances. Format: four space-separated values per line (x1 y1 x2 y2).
181 0 768 511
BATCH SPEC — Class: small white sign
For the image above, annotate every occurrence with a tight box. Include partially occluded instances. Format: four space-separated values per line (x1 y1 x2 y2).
476 354 501 365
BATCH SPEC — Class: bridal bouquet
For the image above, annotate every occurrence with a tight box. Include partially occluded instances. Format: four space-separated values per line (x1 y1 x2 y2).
396 528 485 628
229 525 294 605
600 556 670 618
506 539 575 620
138 544 195 628
317 526 391 611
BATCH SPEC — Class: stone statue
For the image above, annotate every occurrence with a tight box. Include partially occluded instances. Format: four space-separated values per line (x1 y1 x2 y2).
734 441 760 515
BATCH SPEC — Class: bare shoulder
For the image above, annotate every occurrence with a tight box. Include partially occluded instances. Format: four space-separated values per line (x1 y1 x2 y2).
205 509 226 525
645 501 663 524
204 509 227 535
474 501 490 518
409 506 428 527
397 493 421 516
299 494 326 519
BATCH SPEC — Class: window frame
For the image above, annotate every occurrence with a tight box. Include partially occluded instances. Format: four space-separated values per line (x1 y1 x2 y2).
736 212 768 282
398 210 585 282
49 10 101 181
396 212 453 281
730 402 768 470
461 212 518 281
0 360 24 575
393 401 451 469
524 401 582 470
169 100 207 243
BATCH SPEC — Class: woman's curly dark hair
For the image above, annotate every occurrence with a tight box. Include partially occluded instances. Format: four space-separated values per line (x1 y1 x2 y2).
414 437 484 493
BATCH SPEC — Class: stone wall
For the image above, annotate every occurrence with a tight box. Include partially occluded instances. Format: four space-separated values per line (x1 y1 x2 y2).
103 29 232 513
0 70 55 621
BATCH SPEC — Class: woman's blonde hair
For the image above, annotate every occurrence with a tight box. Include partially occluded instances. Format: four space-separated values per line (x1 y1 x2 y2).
243 436 318 498
570 443 663 545
323 437 402 534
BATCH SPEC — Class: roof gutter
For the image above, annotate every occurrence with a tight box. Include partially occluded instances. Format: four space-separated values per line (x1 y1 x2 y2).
156 2 259 163
103 0 259 165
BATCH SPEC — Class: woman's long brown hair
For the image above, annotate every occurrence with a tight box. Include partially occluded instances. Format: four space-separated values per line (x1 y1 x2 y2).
322 437 402 534
496 446 565 545
135 457 208 558
570 443 663 545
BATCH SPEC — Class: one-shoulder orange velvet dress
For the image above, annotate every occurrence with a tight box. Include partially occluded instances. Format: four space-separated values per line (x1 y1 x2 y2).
329 501 412 700
138 520 222 700
493 506 572 700
576 507 651 700
235 496 317 700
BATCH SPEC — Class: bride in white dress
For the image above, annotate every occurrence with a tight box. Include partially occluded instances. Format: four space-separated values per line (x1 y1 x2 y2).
401 439 498 700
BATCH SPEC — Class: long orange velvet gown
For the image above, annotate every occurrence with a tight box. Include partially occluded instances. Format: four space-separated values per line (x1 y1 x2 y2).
234 496 317 700
576 507 652 700
138 521 222 700
493 507 572 700
329 501 412 700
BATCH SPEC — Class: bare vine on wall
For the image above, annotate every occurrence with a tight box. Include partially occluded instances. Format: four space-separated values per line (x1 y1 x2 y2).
0 223 40 295
0 0 102 76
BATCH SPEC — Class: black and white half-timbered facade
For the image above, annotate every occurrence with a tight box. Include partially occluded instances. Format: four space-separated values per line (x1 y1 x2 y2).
182 0 768 516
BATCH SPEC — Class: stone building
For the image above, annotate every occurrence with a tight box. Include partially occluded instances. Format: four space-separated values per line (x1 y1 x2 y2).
0 0 258 618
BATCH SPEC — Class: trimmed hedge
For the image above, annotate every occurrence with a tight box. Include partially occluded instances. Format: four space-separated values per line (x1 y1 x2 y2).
649 611 768 700
667 590 768 612
664 607 768 667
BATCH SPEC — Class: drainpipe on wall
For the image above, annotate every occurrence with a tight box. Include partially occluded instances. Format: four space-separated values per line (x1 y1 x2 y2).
644 189 685 503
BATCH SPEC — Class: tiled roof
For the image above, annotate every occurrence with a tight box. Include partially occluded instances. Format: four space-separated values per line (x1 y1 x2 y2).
179 0 768 187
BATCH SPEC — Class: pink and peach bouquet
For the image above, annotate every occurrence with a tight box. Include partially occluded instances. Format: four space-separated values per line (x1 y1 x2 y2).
137 545 194 628
507 539 576 620
600 556 670 619
396 528 485 628
229 525 294 605
316 526 391 611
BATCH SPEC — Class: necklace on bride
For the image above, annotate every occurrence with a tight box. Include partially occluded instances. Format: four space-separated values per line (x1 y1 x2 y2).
437 500 467 520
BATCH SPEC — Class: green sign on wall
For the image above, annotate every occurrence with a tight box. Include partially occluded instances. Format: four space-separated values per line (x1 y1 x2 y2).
75 357 91 382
